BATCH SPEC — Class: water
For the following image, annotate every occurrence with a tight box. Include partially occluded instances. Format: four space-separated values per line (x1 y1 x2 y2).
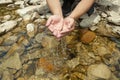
0 4 120 80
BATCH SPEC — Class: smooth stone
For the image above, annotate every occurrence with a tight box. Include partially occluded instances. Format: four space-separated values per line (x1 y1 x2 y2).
26 23 35 37
3 15 11 21
0 53 22 70
0 20 17 34
80 13 101 27
79 29 96 44
2 70 13 80
0 0 13 4
107 11 120 25
87 63 112 79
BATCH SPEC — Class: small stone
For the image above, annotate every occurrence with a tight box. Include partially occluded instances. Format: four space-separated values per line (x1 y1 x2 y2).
39 19 47 25
0 20 17 34
101 12 107 18
2 70 13 80
67 57 80 69
87 63 112 79
31 12 40 21
1 53 22 70
23 14 32 22
35 33 44 43
26 23 35 37
97 47 110 56
37 58 55 72
3 15 11 21
79 29 96 44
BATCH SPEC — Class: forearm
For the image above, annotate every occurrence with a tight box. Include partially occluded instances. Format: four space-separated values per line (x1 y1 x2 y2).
46 0 63 17
69 0 95 19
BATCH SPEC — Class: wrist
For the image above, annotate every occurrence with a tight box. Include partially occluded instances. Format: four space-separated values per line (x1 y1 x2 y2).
68 14 76 19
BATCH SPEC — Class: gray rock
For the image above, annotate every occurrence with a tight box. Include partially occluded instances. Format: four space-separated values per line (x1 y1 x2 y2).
16 5 42 16
0 0 13 4
0 20 17 34
80 13 101 27
107 11 120 25
16 3 48 17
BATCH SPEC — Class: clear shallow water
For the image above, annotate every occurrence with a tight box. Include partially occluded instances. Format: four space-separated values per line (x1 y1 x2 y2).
0 5 120 80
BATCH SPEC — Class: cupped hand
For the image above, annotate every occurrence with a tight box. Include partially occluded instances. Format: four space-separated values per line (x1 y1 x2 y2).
46 15 63 33
58 17 75 38
46 16 75 39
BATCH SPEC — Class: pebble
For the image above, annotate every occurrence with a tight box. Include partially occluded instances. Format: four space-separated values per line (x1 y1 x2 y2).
87 63 112 79
79 29 96 44
26 23 35 37
3 15 11 21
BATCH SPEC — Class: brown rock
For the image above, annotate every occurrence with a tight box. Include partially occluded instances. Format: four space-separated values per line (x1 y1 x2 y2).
37 58 55 72
79 29 96 44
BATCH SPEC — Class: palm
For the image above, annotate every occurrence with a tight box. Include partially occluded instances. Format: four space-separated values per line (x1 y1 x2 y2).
46 15 63 32
61 17 75 34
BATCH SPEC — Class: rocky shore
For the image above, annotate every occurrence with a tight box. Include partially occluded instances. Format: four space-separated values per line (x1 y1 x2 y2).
0 0 120 80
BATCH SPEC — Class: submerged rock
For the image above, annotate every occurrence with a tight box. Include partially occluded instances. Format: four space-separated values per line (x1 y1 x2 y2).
2 70 13 80
26 23 35 37
0 20 17 34
0 53 22 70
79 29 96 44
87 63 112 80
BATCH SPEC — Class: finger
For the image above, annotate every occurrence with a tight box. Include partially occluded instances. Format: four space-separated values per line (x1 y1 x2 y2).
69 24 75 31
53 30 58 37
48 25 55 32
56 31 62 38
60 26 69 34
46 17 53 26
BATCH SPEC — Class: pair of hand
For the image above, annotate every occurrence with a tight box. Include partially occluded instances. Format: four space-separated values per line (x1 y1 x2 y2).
46 15 75 39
